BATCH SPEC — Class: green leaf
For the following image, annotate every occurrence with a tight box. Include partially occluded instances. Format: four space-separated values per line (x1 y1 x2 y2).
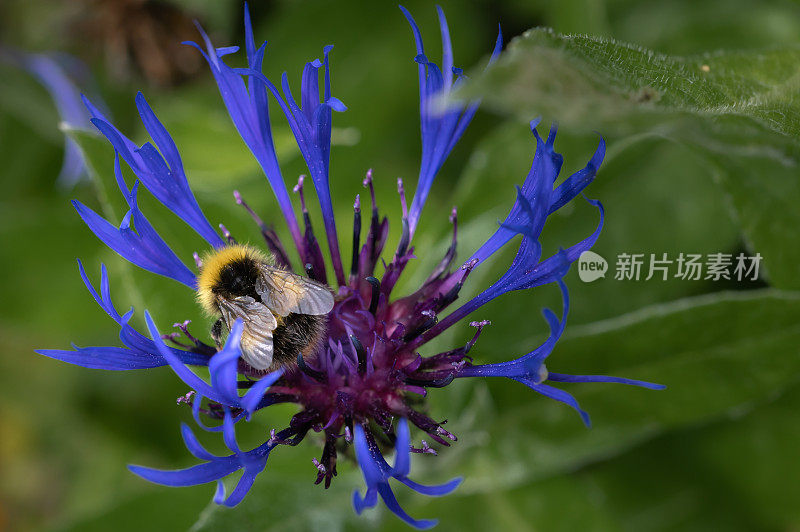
465 29 800 138
462 29 800 288
398 380 800 532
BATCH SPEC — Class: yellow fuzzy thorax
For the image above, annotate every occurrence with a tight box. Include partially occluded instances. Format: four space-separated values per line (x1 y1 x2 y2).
195 244 272 315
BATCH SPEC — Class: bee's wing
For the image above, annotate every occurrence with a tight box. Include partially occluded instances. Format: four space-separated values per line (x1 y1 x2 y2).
218 296 277 370
255 265 334 317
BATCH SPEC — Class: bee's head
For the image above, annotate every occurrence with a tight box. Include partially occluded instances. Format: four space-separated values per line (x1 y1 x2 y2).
215 259 260 299
196 244 271 315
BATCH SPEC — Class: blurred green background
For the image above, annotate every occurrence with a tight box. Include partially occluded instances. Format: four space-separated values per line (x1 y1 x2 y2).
2 0 800 530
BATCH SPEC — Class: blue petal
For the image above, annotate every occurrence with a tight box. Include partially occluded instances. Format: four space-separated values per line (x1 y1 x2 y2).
221 408 241 453
72 200 193 288
71 157 197 288
456 277 569 379
191 392 229 433
548 373 666 390
377 483 437 530
39 262 204 371
397 476 462 497
131 409 274 506
189 9 305 258
34 346 164 370
208 320 245 401
128 459 239 487
401 6 502 240
470 122 561 265
180 423 218 461
353 420 458 527
221 470 258 507
77 261 120 321
520 199 604 289
83 95 224 248
352 486 379 514
134 92 182 171
88 115 138 162
328 96 347 112
213 480 226 504
258 45 346 285
241 369 283 414
436 6 454 91
353 424 384 486
527 382 592 427
301 58 321 122
59 138 88 188
549 136 605 213
118 309 207 366
391 418 412 477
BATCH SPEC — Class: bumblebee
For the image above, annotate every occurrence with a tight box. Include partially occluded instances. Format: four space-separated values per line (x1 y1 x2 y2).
197 245 334 372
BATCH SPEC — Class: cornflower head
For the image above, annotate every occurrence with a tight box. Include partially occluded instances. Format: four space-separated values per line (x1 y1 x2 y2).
37 4 664 529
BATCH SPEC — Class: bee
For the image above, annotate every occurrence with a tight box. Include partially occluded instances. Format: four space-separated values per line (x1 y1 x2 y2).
196 245 334 372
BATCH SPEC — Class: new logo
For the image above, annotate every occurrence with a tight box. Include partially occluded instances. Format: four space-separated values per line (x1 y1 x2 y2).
578 251 608 282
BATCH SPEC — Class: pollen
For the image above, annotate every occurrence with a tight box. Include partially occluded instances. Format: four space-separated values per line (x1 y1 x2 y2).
196 244 271 315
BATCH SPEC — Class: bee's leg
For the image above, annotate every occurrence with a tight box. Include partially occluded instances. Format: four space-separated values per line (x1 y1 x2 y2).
210 318 228 348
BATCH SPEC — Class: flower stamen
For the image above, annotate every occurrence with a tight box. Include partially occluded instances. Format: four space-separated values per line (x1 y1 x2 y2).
350 194 362 281
365 276 381 315
218 223 237 245
295 174 328 283
234 190 292 268
296 353 327 382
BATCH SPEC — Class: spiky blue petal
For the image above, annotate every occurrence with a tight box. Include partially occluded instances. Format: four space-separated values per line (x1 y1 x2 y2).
36 262 204 370
275 45 347 284
192 4 347 284
130 410 274 506
550 136 605 212
184 7 304 255
400 5 503 239
73 155 196 287
457 277 664 426
352 419 461 529
82 94 224 248
547 373 666 389
470 121 598 269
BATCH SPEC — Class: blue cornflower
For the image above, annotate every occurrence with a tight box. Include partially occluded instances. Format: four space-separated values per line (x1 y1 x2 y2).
37 5 664 529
